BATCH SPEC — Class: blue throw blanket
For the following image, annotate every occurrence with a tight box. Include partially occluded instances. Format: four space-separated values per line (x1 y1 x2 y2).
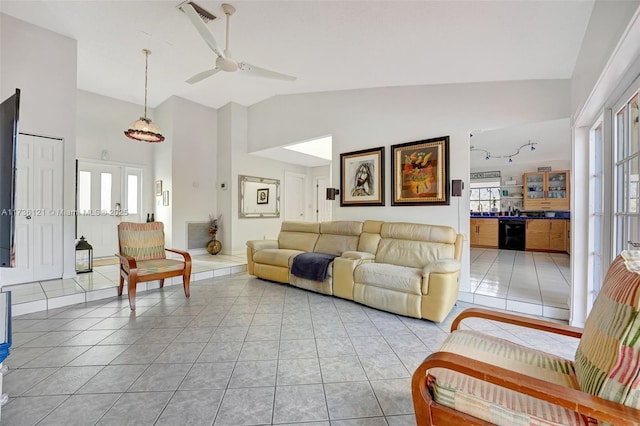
291 252 337 281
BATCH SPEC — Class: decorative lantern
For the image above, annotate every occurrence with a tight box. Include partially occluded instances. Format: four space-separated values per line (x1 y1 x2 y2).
75 236 93 273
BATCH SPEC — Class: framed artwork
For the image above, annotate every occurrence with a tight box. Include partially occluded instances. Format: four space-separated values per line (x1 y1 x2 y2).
391 136 450 206
257 188 269 204
155 180 163 196
340 146 385 206
162 190 169 206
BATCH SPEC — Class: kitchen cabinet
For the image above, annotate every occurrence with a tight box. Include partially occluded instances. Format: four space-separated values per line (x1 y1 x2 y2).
525 219 566 252
523 170 570 211
470 218 498 248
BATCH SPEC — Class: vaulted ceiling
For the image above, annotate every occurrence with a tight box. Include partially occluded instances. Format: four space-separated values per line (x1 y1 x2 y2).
0 1 594 110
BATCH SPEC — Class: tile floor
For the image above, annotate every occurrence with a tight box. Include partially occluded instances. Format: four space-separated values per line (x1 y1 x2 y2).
467 248 571 320
3 254 249 317
0 249 577 425
0 270 580 426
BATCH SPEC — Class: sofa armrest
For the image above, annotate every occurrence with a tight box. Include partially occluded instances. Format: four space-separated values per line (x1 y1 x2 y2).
422 259 461 277
340 251 375 261
333 252 375 300
247 240 279 250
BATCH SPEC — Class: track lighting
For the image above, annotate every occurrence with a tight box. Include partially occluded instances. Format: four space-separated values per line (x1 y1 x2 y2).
471 140 538 163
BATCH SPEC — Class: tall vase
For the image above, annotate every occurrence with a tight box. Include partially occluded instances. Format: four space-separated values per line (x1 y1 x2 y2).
206 229 222 255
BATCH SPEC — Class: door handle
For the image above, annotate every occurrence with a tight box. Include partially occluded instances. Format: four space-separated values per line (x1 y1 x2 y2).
25 215 31 220
629 241 640 248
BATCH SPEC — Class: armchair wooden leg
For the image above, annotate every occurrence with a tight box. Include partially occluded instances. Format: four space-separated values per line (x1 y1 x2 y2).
128 278 137 310
183 267 191 298
159 279 165 288
118 275 124 296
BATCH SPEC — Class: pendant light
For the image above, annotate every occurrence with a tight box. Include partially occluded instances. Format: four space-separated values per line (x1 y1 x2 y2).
124 49 165 143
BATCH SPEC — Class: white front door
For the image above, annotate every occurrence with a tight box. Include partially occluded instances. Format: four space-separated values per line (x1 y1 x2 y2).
76 162 143 258
77 162 123 258
285 172 307 220
2 134 64 284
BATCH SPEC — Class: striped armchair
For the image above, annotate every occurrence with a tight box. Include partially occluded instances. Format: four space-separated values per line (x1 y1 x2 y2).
412 251 640 425
116 222 192 310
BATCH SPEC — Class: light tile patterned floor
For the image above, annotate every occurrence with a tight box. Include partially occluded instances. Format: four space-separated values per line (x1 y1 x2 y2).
470 248 571 318
1 271 580 425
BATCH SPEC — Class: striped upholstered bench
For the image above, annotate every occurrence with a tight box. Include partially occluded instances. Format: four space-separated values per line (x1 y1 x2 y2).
116 222 192 310
412 251 640 425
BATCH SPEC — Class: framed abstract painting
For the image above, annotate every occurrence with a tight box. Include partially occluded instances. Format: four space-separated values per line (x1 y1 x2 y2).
391 136 450 206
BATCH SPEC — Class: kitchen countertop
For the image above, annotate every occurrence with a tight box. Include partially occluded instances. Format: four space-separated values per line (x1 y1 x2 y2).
470 214 570 220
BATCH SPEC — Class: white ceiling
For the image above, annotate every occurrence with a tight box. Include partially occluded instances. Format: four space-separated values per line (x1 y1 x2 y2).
470 118 572 168
0 1 595 166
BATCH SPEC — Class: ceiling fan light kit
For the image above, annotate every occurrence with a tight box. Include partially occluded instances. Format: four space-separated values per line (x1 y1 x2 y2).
124 49 165 143
180 2 296 84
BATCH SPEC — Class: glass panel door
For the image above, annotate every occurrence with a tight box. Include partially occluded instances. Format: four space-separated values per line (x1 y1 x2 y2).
525 172 545 199
547 171 568 201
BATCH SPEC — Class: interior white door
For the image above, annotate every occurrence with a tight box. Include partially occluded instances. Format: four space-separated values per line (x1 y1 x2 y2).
2 134 63 284
77 162 122 258
315 176 331 222
284 172 307 220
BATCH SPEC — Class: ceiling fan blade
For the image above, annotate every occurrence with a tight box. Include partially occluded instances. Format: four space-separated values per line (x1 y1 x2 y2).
186 68 221 84
181 3 225 58
238 62 296 81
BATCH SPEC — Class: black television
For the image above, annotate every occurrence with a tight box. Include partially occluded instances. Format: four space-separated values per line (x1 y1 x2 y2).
0 89 20 268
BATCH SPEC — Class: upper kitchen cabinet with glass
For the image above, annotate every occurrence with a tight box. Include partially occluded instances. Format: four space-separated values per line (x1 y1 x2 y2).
523 170 570 210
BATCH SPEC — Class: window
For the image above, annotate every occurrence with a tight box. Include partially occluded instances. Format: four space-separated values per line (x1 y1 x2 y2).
127 174 138 215
614 93 640 252
78 171 91 213
100 173 112 212
589 122 604 298
469 180 501 213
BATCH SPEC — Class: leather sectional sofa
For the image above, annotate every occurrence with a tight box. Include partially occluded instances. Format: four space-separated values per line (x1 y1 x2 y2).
246 220 463 322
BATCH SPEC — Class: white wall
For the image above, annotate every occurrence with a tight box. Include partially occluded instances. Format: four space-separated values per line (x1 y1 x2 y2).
219 103 312 255
153 98 174 247
0 13 78 282
168 96 217 251
569 2 640 326
571 0 640 118
248 79 572 291
76 90 155 218
216 104 233 254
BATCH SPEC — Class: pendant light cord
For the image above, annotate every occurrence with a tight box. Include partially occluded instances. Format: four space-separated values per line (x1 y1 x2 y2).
142 48 150 120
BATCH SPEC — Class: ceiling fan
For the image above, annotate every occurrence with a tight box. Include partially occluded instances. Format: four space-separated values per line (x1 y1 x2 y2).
179 2 296 84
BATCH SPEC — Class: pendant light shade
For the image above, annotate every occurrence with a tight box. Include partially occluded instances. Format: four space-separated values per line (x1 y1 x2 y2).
124 49 164 143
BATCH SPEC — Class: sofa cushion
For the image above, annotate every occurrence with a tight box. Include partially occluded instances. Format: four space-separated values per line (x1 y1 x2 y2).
374 222 456 269
573 251 640 408
254 249 304 268
375 239 454 269
431 330 591 426
278 221 320 252
315 222 362 256
354 263 423 295
357 220 383 254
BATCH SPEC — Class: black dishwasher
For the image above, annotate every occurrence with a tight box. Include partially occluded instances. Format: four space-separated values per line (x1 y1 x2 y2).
499 220 526 250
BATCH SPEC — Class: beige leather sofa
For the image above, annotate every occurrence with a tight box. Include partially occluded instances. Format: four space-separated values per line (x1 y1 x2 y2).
246 220 463 322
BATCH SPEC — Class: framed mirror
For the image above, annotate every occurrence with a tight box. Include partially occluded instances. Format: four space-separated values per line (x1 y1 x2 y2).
238 175 280 218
